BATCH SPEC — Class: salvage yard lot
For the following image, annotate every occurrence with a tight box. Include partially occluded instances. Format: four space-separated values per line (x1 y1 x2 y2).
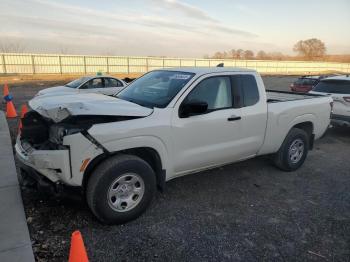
2 76 350 261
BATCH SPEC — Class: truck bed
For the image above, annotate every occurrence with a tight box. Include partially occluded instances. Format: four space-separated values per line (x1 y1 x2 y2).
266 90 323 103
259 89 332 156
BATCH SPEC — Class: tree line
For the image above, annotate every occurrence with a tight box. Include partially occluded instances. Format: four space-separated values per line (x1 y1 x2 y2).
205 49 288 60
1 38 348 62
205 38 333 61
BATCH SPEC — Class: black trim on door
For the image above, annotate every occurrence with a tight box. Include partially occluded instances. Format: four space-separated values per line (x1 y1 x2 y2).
227 116 241 121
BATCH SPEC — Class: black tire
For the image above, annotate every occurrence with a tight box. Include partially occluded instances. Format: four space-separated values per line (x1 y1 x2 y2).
273 128 309 172
86 154 156 224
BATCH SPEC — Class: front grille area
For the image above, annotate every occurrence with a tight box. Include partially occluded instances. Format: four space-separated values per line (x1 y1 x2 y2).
21 111 51 145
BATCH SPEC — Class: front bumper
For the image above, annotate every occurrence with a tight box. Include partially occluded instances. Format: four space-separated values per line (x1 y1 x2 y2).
18 161 81 198
16 132 104 187
331 114 350 127
15 137 72 184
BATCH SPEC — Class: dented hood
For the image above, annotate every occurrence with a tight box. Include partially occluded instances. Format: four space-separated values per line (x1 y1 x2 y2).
29 93 153 122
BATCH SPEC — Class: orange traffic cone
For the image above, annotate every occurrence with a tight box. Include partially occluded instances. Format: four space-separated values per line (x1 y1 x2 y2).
20 104 28 118
6 101 17 118
68 231 89 262
18 104 28 133
4 84 17 118
3 83 9 97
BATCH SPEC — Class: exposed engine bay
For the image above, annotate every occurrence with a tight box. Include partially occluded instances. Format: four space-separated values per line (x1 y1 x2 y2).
20 110 140 150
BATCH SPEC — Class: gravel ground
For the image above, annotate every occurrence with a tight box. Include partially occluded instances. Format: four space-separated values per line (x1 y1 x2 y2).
1 76 350 261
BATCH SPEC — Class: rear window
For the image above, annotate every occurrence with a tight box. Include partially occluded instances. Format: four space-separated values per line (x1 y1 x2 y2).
313 80 350 94
295 78 317 86
304 79 317 85
295 79 303 85
105 78 123 87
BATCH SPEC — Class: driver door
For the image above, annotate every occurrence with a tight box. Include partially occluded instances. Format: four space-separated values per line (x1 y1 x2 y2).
171 75 243 175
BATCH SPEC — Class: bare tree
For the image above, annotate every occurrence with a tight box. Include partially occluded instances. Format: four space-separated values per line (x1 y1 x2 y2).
269 52 285 60
256 50 267 60
228 49 236 59
212 51 224 59
243 50 254 60
293 38 326 60
0 40 25 53
235 49 244 59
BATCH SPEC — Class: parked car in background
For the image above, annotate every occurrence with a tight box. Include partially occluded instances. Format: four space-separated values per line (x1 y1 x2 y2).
35 75 127 97
16 67 332 224
310 75 350 127
290 76 323 93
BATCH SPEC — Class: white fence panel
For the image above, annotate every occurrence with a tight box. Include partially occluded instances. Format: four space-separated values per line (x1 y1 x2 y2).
0 53 349 75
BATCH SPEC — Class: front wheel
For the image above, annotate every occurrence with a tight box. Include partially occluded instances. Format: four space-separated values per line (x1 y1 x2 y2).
273 128 309 171
86 155 156 224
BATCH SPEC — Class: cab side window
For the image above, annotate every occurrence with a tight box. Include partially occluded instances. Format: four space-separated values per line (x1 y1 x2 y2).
240 75 259 107
185 76 232 111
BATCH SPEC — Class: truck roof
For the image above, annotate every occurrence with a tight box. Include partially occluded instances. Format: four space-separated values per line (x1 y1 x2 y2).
162 67 256 75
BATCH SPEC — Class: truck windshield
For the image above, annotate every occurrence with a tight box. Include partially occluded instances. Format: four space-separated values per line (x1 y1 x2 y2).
117 70 195 108
65 77 90 88
313 80 350 94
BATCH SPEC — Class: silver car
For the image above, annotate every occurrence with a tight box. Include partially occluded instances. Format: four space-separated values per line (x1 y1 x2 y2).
36 76 127 97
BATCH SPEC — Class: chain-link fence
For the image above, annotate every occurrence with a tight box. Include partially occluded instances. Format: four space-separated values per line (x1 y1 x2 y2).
1 53 349 75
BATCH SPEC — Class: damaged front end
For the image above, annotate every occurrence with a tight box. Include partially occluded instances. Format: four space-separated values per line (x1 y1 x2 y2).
16 112 143 192
20 110 138 150
16 93 153 192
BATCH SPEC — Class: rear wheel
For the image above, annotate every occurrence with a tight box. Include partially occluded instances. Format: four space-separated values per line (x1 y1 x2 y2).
273 128 309 171
86 155 156 224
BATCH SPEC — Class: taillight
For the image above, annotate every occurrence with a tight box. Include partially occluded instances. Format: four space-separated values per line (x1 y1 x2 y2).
343 97 350 103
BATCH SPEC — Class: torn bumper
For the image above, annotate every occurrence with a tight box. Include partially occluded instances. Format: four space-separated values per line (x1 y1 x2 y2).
15 137 72 185
19 162 81 199
15 132 105 187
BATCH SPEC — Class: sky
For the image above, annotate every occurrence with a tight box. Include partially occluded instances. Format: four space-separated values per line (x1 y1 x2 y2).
0 0 349 57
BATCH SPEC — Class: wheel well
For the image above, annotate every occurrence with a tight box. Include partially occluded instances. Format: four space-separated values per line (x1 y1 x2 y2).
292 121 314 149
293 122 313 137
82 147 165 192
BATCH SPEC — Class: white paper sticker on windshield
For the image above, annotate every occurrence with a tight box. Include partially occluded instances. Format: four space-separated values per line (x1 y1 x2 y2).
170 74 191 80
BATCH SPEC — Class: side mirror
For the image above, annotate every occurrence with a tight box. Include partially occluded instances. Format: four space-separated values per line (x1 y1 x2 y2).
179 100 208 118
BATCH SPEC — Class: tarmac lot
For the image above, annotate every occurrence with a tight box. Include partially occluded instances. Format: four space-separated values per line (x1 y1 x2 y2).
1 76 350 261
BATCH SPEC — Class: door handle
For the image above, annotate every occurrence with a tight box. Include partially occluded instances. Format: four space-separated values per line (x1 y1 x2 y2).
227 115 241 121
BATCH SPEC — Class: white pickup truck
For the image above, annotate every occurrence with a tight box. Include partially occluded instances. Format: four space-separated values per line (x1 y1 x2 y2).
16 67 332 224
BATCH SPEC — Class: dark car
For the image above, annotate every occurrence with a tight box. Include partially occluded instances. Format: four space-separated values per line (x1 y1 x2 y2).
290 76 322 93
